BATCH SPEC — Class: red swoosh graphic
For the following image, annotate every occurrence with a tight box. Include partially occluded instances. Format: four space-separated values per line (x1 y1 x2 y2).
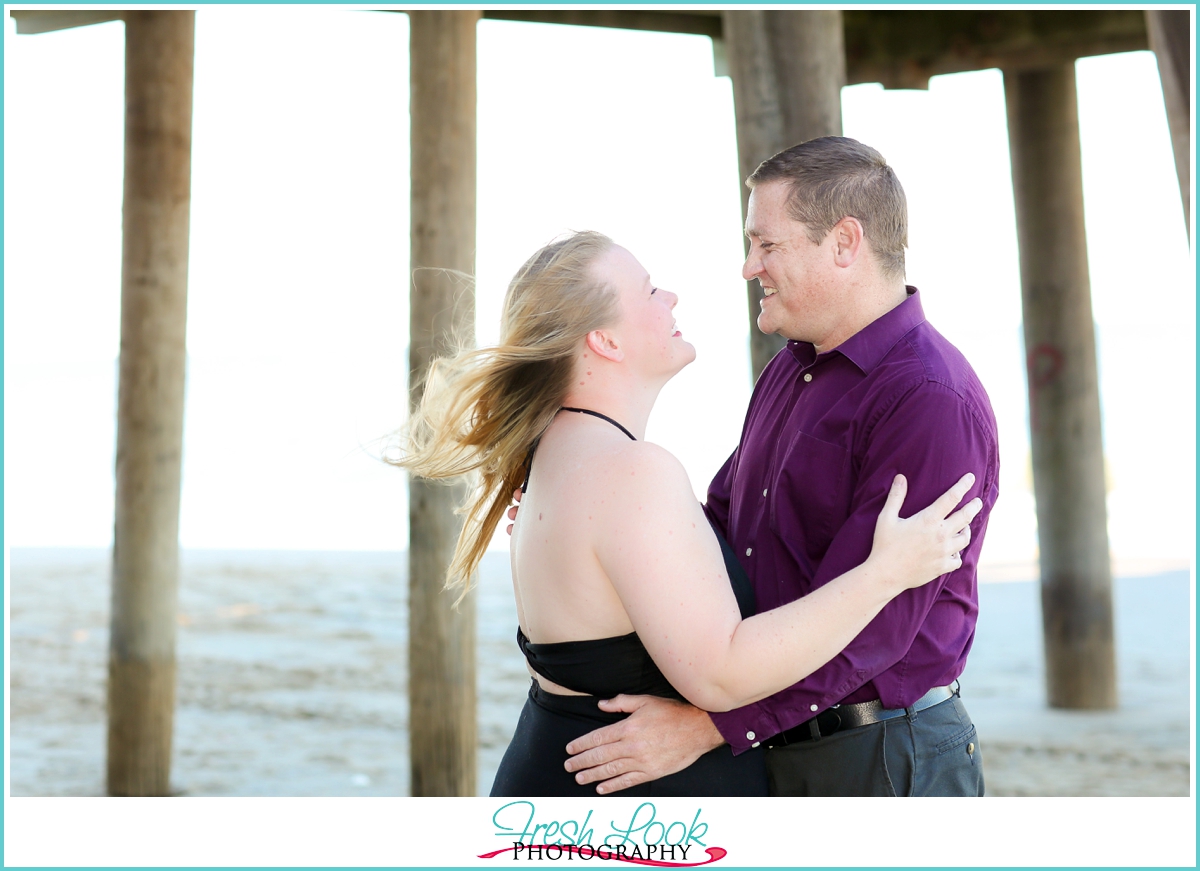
478 845 727 867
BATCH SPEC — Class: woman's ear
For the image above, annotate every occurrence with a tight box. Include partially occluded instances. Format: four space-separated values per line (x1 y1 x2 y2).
585 329 624 363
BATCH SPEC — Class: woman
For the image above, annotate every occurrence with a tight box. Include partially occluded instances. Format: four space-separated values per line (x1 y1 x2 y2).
396 231 980 796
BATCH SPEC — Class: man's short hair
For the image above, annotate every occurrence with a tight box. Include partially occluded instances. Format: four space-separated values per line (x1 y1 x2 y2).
748 136 908 279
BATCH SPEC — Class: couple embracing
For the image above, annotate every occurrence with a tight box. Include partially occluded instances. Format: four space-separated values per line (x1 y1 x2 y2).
399 137 999 797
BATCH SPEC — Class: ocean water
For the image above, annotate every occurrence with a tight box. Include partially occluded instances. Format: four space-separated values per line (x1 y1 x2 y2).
8 547 526 796
6 548 1191 796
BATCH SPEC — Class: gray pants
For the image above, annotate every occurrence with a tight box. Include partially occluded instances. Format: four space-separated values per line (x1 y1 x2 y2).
765 695 984 796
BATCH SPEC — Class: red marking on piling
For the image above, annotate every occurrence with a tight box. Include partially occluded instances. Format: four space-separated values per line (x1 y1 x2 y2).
1027 343 1065 431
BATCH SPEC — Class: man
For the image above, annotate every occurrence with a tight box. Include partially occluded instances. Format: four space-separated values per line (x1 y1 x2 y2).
561 136 1000 796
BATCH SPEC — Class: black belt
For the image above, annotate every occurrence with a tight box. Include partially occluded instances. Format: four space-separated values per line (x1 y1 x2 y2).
764 683 958 748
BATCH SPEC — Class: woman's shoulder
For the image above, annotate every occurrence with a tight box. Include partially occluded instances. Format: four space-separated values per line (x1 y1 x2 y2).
535 427 693 514
579 441 698 533
592 438 689 486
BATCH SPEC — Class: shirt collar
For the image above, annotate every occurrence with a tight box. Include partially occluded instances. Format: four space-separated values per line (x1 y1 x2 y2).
788 286 926 374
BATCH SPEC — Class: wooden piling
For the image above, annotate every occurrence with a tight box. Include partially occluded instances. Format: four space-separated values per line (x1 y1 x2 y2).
107 10 194 796
722 10 846 380
408 10 480 797
1145 10 1191 234
1005 64 1117 710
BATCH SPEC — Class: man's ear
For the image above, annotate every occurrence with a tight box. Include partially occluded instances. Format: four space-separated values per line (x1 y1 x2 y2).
585 329 624 362
830 216 865 268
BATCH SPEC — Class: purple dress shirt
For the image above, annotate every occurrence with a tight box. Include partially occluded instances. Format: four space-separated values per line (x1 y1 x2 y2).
705 289 999 754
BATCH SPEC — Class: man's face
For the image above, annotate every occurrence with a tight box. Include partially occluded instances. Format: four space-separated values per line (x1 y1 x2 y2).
742 180 839 344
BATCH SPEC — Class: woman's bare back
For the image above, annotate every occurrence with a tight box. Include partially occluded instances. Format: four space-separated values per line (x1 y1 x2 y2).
510 415 639 647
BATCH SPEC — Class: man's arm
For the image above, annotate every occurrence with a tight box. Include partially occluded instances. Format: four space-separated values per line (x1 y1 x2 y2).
560 446 738 795
562 446 732 795
702 352 783 539
563 385 994 788
562 696 725 793
702 450 736 537
709 381 998 751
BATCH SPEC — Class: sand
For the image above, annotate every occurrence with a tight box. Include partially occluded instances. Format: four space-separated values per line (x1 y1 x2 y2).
6 548 1191 797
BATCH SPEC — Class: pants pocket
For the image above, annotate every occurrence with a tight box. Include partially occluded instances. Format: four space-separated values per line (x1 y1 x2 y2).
935 722 976 755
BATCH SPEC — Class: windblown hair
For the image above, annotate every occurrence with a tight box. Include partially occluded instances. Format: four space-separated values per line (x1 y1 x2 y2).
393 231 618 601
748 136 908 279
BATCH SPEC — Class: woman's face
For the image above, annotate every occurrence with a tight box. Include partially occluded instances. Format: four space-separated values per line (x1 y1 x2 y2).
596 245 696 380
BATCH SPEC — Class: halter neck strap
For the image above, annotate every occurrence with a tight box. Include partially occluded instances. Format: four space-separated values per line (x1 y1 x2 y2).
559 406 637 441
521 407 638 496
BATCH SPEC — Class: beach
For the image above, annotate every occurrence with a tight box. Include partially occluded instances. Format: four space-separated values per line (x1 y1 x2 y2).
7 547 1191 797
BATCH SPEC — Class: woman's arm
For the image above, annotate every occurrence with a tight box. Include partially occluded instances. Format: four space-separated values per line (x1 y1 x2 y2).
593 442 979 713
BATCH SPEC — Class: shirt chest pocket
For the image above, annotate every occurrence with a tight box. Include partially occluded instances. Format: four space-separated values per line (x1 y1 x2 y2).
768 432 853 562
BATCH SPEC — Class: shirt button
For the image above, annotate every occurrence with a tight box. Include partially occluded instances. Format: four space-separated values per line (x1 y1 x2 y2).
762 488 768 497
803 373 813 382
746 731 756 741
751 742 761 748
745 548 753 557
810 704 819 712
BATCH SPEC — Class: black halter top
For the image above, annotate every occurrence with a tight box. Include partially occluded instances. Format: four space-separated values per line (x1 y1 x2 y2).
516 407 755 697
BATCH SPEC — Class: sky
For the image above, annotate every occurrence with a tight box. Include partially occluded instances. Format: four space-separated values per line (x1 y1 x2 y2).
2 8 1195 866
4 8 1195 566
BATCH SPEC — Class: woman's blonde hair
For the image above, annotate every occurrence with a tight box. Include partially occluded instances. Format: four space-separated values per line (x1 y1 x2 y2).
394 230 618 600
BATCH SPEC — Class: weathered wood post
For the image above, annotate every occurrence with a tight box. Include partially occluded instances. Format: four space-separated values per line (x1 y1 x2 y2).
1004 64 1117 710
408 9 479 797
721 10 846 379
1145 9 1191 234
107 10 195 796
